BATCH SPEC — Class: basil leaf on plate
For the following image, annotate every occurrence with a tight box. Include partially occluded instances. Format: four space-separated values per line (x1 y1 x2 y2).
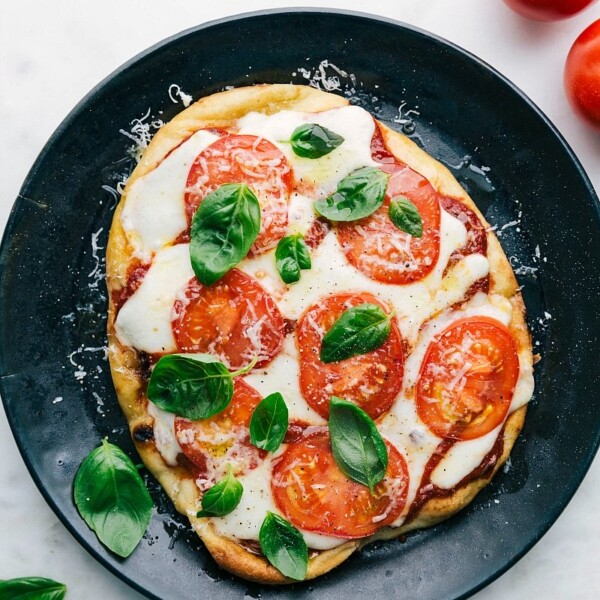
250 392 289 452
147 354 256 420
275 234 312 284
320 303 392 363
0 577 66 600
190 183 261 286
313 166 388 222
328 396 388 493
74 439 153 558
290 123 345 159
197 465 243 517
259 512 308 580
389 195 423 237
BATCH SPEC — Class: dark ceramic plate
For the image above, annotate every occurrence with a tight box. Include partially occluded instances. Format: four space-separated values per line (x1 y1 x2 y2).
1 9 599 600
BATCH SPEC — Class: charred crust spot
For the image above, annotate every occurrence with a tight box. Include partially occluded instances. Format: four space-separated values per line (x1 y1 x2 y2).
133 423 154 442
136 351 152 383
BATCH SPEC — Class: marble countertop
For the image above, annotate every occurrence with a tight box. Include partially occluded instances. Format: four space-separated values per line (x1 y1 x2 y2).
1 1 599 598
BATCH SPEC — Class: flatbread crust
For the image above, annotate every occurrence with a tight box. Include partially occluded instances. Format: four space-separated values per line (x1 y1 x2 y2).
106 84 532 583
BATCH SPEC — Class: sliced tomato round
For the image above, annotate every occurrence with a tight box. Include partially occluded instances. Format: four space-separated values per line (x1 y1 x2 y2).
185 134 292 254
440 196 487 260
272 430 408 538
172 269 285 370
174 378 265 484
416 316 519 441
296 293 404 419
337 132 441 284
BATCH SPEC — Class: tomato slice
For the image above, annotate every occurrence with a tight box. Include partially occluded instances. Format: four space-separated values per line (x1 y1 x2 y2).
272 430 408 538
174 378 265 485
185 134 292 254
172 269 285 370
297 293 404 419
416 316 519 441
440 196 487 261
336 128 441 284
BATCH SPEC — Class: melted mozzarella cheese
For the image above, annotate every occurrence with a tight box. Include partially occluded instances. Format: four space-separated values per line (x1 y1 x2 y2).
243 336 326 425
121 130 218 262
115 244 193 352
209 455 347 550
147 402 182 466
430 426 501 489
238 106 379 197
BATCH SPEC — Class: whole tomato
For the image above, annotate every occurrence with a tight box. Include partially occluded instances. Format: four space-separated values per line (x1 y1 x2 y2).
503 0 598 21
565 19 600 129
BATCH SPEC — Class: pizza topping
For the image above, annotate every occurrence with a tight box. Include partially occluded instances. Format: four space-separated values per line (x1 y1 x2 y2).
416 316 519 440
121 129 219 262
389 195 424 238
172 269 285 370
297 293 404 419
328 397 388 492
314 166 389 222
320 303 393 364
147 353 256 420
272 430 408 538
337 168 441 285
174 378 266 486
259 512 308 581
290 123 345 159
189 183 261 286
185 134 292 255
197 465 244 517
249 392 289 452
440 196 487 262
275 233 312 284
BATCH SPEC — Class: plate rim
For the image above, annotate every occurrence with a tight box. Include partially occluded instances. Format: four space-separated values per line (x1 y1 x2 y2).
1 8 599 600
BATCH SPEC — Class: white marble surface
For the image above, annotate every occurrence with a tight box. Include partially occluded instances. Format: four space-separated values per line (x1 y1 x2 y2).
1 1 599 598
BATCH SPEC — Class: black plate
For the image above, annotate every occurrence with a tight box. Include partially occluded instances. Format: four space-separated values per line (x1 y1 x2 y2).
1 9 599 600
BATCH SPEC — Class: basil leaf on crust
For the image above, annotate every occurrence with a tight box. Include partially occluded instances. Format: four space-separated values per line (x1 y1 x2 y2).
314 166 388 221
328 396 388 493
190 183 261 286
0 577 67 600
259 512 308 580
320 303 392 363
147 354 256 420
74 439 153 558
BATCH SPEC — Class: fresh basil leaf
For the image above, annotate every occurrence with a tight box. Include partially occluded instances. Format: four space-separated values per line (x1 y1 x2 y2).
250 392 289 452
320 303 392 363
0 577 66 600
147 354 243 419
290 123 345 159
259 512 308 580
74 439 153 558
389 195 423 237
197 465 243 517
275 234 311 284
328 397 388 493
190 183 261 286
314 167 388 222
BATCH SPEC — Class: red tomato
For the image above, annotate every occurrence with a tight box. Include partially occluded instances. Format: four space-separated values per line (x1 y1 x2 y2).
416 316 519 441
185 134 292 254
440 197 487 261
296 293 404 420
174 378 265 485
172 269 285 370
337 128 441 285
272 430 408 538
503 0 597 21
565 19 600 129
